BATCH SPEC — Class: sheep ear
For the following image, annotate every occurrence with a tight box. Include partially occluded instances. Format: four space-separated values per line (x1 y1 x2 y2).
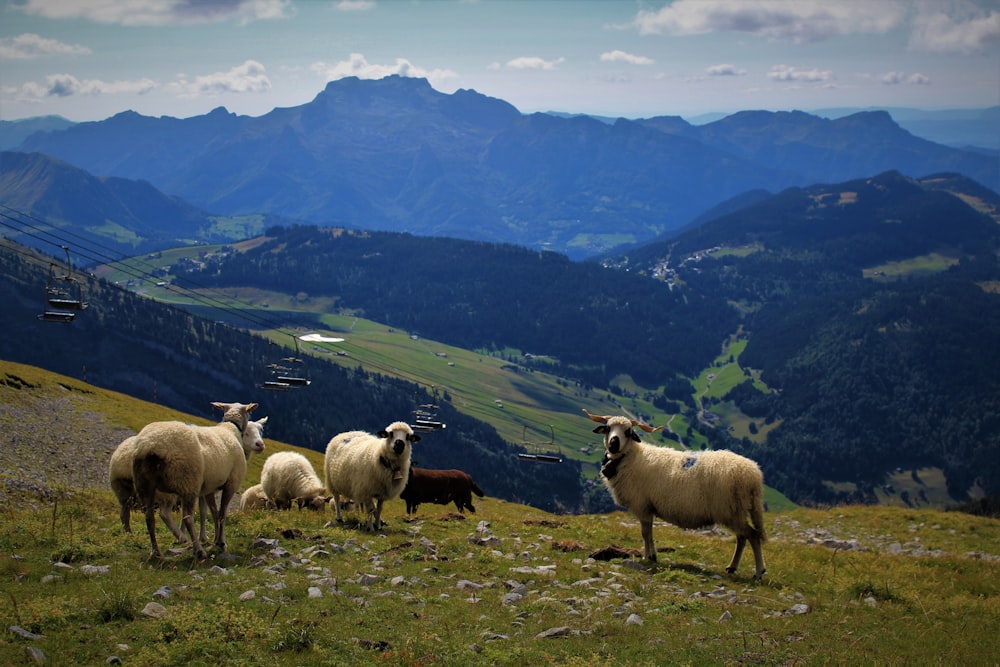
377 430 389 438
246 402 259 412
629 429 642 443
258 416 268 425
409 434 421 443
592 425 609 435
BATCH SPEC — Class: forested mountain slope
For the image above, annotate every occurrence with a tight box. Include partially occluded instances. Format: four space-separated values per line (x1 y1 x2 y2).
621 171 1000 503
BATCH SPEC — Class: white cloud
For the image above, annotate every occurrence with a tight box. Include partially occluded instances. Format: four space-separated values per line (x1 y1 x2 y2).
505 56 565 70
882 70 932 85
768 64 834 82
0 33 91 60
600 50 654 65
311 53 458 87
634 0 906 43
15 73 156 102
167 60 271 97
706 63 747 77
14 0 293 26
909 5 1000 54
335 0 375 10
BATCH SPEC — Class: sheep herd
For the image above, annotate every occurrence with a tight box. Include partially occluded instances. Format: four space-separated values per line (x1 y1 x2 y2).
109 402 768 579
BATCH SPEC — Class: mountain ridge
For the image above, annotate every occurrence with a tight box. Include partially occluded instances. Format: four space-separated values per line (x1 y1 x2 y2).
11 75 997 258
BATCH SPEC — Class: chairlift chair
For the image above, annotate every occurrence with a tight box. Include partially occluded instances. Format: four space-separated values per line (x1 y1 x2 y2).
517 424 562 464
38 247 88 323
411 388 446 432
260 336 311 390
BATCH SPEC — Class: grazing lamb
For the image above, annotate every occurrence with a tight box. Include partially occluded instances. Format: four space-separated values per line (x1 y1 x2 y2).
239 483 274 512
400 467 485 514
324 421 417 531
261 451 329 511
585 409 767 578
132 402 263 560
111 418 269 540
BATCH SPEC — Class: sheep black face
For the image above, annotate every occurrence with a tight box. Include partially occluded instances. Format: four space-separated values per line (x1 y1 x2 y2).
593 422 641 455
379 427 420 455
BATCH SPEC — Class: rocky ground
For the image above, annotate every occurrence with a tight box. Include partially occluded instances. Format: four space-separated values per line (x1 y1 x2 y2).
0 390 132 502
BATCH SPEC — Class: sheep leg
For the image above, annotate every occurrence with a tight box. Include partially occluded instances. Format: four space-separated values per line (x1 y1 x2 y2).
159 503 187 543
334 495 344 523
727 536 747 574
119 499 132 533
198 495 211 544
639 517 657 561
142 503 161 559
750 535 766 579
181 495 207 560
214 486 236 553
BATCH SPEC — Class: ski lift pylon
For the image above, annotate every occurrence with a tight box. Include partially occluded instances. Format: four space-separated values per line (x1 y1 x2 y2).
517 424 562 464
38 246 87 323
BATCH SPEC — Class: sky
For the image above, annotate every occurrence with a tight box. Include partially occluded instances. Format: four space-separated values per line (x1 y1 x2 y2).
1 0 998 124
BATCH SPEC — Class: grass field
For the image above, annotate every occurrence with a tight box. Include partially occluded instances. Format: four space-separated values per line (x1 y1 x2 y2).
3 360 996 665
863 252 960 281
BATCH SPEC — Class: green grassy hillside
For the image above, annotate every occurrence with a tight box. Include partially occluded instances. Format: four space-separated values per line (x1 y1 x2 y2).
2 360 999 664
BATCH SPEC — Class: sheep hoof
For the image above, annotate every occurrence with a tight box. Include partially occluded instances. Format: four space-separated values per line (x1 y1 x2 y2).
648 554 657 563
726 566 737 574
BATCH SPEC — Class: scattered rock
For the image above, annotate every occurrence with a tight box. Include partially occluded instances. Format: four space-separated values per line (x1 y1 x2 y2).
140 602 168 619
535 626 572 640
10 625 44 640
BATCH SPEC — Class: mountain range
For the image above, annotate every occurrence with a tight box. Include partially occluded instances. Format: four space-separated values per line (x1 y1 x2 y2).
5 75 997 259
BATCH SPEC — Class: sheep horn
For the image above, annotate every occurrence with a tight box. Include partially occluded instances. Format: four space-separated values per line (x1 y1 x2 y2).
582 409 613 423
630 419 665 433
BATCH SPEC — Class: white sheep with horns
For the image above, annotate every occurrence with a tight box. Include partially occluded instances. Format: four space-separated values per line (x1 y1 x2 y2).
261 451 329 511
324 421 417 531
111 417 269 540
132 402 264 560
585 409 767 578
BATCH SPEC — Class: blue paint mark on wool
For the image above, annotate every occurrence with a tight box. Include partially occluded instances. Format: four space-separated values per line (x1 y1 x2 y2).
682 455 698 470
